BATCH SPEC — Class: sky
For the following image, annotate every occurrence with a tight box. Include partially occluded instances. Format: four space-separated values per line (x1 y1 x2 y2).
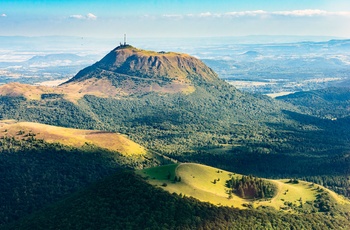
1 0 350 39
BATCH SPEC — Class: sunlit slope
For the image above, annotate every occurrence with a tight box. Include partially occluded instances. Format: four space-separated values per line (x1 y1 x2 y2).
0 80 123 103
0 120 146 156
138 163 350 211
0 82 56 100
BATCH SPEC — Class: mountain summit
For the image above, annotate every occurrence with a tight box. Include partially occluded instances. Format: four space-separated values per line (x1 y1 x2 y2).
63 45 219 95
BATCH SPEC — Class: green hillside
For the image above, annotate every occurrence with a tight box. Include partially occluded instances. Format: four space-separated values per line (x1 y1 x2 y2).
138 163 350 213
5 170 350 230
0 122 156 227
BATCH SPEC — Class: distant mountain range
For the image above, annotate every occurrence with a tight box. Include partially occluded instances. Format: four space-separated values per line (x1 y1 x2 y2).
0 53 97 67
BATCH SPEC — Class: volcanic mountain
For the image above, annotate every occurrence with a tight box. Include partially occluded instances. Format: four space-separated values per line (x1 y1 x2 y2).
62 45 219 96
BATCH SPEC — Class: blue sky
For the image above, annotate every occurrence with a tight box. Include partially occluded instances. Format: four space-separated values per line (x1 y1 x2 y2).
1 0 350 38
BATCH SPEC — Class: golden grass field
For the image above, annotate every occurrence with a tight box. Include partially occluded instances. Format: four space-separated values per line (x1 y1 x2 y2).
138 163 350 211
0 120 146 156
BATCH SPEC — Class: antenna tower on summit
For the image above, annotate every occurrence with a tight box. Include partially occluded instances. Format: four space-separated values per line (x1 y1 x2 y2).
124 34 126 45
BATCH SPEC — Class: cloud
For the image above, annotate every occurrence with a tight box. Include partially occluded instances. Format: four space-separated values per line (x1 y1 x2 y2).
272 9 350 17
273 9 327 17
223 9 350 18
160 9 350 20
199 12 212 17
69 14 85 20
199 12 222 18
69 13 97 20
86 13 97 20
224 10 267 17
162 14 183 19
1 13 7 17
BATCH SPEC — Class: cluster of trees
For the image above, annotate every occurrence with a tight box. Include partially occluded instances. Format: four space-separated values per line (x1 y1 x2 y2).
314 190 334 213
167 172 181 183
5 171 350 230
301 175 350 198
226 175 276 199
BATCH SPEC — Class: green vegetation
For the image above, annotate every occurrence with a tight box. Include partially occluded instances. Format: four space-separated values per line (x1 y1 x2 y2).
277 87 350 119
0 135 156 227
5 170 350 230
139 164 350 214
141 164 179 181
226 175 277 199
139 163 249 208
182 150 350 198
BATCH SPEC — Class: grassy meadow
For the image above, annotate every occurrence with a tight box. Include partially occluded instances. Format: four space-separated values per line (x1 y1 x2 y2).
138 163 350 212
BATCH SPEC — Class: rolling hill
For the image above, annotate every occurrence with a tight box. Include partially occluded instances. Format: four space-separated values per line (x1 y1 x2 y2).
0 120 146 156
138 163 350 213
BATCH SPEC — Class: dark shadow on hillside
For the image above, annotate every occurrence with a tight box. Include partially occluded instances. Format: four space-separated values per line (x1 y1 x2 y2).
181 150 350 179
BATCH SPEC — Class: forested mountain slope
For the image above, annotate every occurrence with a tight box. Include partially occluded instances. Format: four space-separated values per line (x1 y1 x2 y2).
0 120 157 226
5 170 350 230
